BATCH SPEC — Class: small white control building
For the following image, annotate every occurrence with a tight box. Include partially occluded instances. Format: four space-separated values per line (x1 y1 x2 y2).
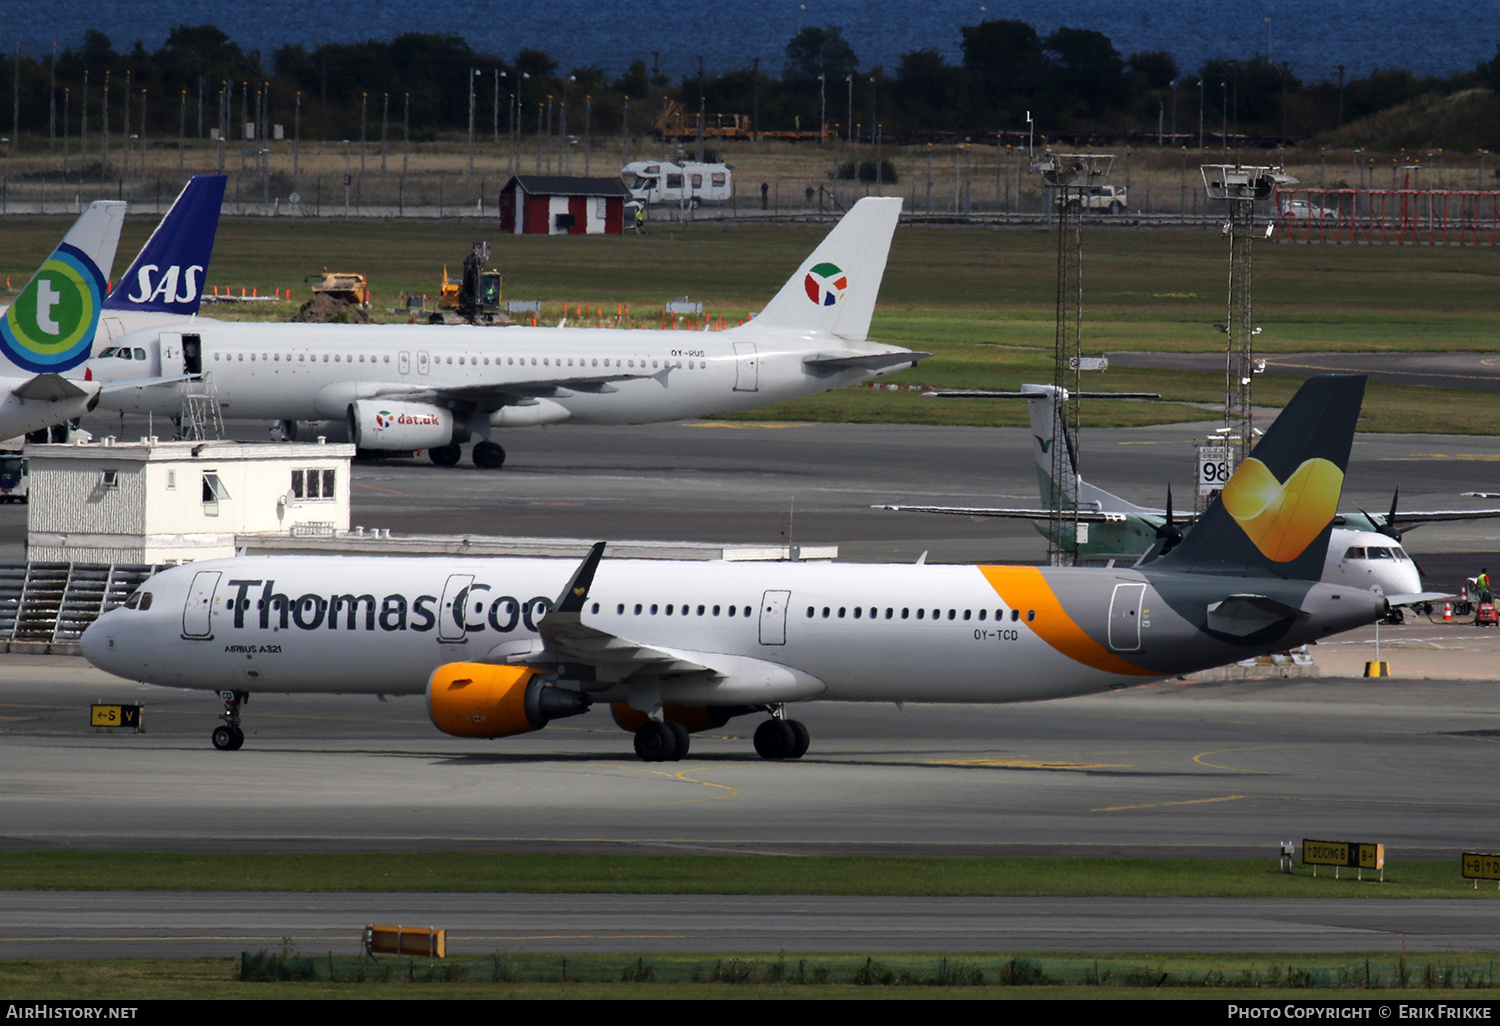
26 438 355 564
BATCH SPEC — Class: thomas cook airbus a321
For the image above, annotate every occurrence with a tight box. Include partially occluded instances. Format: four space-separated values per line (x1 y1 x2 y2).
86 197 925 469
83 375 1387 760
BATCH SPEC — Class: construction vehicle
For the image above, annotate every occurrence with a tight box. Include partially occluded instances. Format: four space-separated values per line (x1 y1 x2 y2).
306 269 371 308
431 242 504 324
653 100 829 143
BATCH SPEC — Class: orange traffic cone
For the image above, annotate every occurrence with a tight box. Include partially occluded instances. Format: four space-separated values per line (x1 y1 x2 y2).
1443 601 1453 622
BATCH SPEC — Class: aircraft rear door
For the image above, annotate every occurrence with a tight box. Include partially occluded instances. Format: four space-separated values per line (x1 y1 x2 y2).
181 570 222 639
1107 582 1146 652
758 590 790 645
733 342 759 392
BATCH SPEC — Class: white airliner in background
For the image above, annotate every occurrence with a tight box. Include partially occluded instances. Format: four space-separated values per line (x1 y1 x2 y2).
876 383 1492 609
0 175 226 442
83 376 1387 760
88 197 925 468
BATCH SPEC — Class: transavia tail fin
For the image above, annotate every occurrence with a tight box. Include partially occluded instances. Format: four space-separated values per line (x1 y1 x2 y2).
104 174 227 316
752 196 901 341
1156 374 1366 579
0 201 124 374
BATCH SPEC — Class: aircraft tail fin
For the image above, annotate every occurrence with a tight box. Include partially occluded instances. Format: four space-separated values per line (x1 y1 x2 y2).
104 174 227 315
752 196 900 341
0 201 124 374
1154 374 1366 579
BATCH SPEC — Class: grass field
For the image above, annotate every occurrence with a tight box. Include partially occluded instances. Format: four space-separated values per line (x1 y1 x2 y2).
1 215 1494 432
0 852 1490 899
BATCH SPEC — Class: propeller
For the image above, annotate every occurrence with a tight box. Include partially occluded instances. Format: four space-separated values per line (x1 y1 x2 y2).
1156 484 1185 556
1359 487 1403 541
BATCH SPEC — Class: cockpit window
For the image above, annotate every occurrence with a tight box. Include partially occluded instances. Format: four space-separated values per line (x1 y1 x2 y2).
98 347 117 358
1343 547 1366 560
123 591 153 610
1369 547 1393 559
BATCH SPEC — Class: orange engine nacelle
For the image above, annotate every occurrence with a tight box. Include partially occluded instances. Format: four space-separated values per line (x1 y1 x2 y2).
611 703 749 734
427 663 589 739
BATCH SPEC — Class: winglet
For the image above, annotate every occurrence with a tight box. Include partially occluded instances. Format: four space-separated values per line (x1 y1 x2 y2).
551 542 607 617
104 174 227 315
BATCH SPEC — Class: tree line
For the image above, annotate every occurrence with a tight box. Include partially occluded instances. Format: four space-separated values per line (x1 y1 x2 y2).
3 21 1499 155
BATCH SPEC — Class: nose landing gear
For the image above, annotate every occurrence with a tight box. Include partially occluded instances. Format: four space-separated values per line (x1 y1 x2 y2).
212 690 248 750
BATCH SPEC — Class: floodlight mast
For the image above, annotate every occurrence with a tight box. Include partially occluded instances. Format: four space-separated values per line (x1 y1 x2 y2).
1200 164 1297 472
1030 151 1115 565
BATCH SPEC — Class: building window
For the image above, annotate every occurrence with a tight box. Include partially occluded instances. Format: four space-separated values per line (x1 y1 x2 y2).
202 472 230 515
291 468 336 500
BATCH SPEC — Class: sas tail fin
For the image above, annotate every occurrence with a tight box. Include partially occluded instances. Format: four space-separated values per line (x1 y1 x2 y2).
104 174 227 316
1155 374 1366 579
752 196 900 341
0 201 125 373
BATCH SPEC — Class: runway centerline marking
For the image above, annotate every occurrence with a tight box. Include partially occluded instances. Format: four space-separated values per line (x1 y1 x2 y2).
352 482 408 494
1093 796 1249 812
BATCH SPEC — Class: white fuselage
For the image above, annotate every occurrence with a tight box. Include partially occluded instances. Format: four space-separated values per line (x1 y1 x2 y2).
86 319 912 426
81 554 1383 707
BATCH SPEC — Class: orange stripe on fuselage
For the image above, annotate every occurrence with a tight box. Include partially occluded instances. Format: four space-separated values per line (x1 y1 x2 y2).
977 565 1156 677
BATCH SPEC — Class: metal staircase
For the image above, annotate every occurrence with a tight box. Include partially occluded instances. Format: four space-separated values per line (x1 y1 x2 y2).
0 562 162 646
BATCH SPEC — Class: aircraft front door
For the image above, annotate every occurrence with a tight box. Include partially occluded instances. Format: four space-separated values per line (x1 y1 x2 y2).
182 570 222 640
758 589 790 645
399 351 411 375
418 351 430 375
1107 582 1146 652
733 341 759 392
438 574 474 642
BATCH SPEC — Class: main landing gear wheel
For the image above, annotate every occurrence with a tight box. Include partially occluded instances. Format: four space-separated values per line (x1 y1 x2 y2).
753 718 809 760
428 443 463 466
472 441 506 469
634 720 687 762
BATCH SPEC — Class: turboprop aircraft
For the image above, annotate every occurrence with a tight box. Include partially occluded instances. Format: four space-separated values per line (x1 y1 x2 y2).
876 383 1482 607
0 201 125 438
82 375 1386 760
85 197 926 469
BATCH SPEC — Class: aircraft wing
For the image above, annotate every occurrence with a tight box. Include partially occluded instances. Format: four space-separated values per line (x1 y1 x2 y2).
361 368 665 411
1336 507 1500 531
873 502 1145 524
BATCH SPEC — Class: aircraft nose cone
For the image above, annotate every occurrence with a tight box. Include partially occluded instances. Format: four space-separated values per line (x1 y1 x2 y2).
80 613 119 670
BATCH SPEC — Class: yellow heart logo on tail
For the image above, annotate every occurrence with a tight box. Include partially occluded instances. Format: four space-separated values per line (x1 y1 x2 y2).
1221 457 1343 562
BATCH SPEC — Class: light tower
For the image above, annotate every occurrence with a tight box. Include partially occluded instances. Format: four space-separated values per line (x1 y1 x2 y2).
1201 163 1297 476
1031 150 1114 565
